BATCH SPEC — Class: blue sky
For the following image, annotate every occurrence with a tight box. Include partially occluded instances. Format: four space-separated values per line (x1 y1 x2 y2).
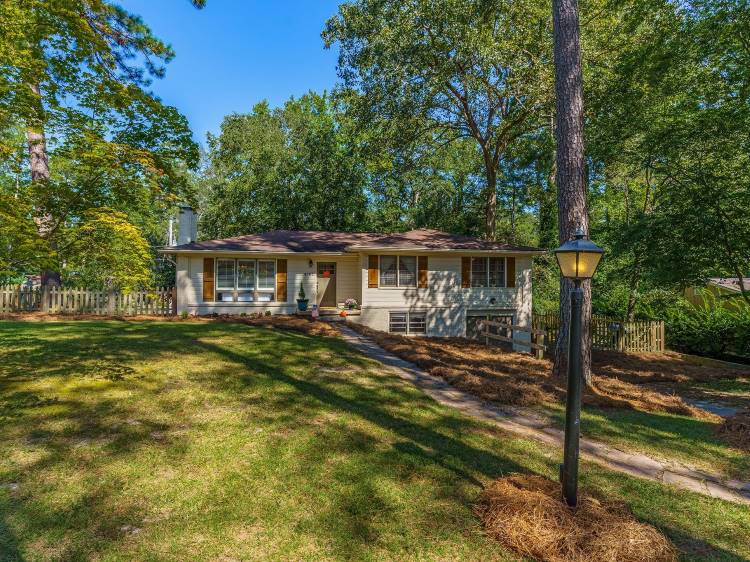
119 0 343 144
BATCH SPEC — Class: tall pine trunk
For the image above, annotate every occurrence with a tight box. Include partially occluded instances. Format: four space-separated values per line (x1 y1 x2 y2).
551 0 592 383
26 82 60 286
484 161 497 240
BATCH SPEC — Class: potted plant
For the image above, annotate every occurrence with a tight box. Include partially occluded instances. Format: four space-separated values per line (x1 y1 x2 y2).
297 285 309 312
344 298 358 310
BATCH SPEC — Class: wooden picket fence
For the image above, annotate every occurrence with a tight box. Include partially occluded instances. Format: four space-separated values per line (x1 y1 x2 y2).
533 312 665 353
0 285 176 316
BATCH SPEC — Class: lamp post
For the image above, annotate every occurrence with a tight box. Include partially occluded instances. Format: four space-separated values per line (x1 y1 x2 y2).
554 228 604 507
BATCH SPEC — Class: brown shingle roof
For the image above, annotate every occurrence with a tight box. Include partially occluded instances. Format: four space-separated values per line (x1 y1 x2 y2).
164 229 543 254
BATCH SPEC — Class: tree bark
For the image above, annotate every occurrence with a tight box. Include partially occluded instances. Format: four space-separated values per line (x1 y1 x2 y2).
26 82 60 286
26 83 50 182
484 155 498 240
551 0 592 383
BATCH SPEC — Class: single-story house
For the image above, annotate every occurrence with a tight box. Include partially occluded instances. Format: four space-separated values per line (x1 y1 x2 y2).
161 206 543 341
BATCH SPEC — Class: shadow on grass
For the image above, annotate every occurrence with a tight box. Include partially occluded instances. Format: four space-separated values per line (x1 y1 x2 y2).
0 320 748 561
540 402 750 479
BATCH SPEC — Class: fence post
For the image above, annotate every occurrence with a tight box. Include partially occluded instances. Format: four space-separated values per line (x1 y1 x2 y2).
107 289 116 316
40 285 49 313
536 333 545 360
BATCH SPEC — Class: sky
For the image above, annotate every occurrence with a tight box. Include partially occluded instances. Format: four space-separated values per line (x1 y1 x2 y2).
119 0 343 144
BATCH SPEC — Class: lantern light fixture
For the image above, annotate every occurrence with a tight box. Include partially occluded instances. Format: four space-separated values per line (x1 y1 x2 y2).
554 229 604 282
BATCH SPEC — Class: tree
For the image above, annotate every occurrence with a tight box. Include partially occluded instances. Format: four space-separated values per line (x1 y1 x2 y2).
551 0 592 380
0 0 201 283
199 93 369 238
64 208 152 290
323 0 553 239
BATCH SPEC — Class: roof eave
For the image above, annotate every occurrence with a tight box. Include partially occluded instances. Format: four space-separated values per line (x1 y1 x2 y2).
345 245 545 254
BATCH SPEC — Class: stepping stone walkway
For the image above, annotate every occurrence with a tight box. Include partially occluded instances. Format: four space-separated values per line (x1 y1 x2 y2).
337 325 750 506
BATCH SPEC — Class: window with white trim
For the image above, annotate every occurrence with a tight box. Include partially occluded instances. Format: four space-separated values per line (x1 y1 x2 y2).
471 257 506 288
214 258 275 302
379 256 417 287
389 311 427 335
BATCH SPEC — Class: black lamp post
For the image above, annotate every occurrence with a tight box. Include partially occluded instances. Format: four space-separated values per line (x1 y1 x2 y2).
554 229 604 507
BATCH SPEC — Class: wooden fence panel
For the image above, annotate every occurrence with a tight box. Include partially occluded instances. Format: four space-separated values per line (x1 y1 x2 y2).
533 312 665 353
0 285 176 316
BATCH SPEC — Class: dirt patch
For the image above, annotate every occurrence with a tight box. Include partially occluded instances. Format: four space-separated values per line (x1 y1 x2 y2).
347 324 718 419
475 474 677 562
717 408 750 451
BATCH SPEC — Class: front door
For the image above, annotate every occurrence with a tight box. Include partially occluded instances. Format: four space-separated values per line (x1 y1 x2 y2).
317 262 337 307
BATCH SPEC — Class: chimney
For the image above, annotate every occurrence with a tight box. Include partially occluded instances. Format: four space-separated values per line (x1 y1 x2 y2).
177 204 198 245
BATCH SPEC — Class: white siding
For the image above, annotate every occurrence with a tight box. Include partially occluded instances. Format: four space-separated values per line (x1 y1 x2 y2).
174 251 533 343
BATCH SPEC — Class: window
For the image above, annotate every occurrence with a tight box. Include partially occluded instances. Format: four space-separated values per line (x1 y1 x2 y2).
211 258 275 302
389 311 427 335
471 258 487 288
470 257 506 288
217 259 235 290
408 313 426 334
389 312 408 333
398 256 417 287
488 257 505 287
379 256 418 288
216 259 236 302
379 256 398 287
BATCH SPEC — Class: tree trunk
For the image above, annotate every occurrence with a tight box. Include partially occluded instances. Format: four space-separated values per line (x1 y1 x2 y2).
625 254 642 322
484 160 497 240
26 82 60 286
551 0 592 384
26 84 50 182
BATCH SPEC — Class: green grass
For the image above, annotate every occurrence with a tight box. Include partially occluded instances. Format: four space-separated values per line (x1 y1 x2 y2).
1 320 749 561
539 403 750 480
681 377 750 398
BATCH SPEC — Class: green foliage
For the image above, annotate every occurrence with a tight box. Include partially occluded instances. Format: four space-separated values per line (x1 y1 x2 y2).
324 0 555 239
0 0 200 282
0 192 53 277
199 93 369 238
665 293 750 358
64 208 153 290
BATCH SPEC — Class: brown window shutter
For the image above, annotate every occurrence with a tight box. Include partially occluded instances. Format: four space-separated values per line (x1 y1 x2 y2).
461 257 471 288
203 258 215 302
418 256 428 288
368 255 379 288
506 257 516 288
276 259 288 301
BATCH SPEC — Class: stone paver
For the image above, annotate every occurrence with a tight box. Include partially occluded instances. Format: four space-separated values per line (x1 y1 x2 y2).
337 325 750 506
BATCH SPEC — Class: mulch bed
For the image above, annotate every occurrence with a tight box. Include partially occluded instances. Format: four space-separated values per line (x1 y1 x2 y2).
475 474 677 562
345 323 740 420
717 408 750 451
0 311 341 338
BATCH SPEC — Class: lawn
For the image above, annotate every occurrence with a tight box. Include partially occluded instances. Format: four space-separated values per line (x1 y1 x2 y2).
347 324 750 481
1 320 749 561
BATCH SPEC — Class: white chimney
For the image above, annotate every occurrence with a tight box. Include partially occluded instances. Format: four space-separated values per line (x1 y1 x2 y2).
177 205 198 245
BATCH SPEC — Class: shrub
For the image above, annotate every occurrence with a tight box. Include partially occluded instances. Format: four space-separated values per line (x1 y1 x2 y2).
666 294 750 358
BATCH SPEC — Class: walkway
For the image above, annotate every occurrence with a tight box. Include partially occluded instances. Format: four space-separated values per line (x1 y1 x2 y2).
337 325 750 506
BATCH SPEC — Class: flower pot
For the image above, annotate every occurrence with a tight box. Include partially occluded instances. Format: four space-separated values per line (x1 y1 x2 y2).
297 299 309 312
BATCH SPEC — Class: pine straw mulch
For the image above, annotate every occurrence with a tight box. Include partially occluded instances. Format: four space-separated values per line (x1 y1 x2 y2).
475 474 677 562
717 408 750 451
0 311 340 337
346 324 734 420
227 315 340 337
